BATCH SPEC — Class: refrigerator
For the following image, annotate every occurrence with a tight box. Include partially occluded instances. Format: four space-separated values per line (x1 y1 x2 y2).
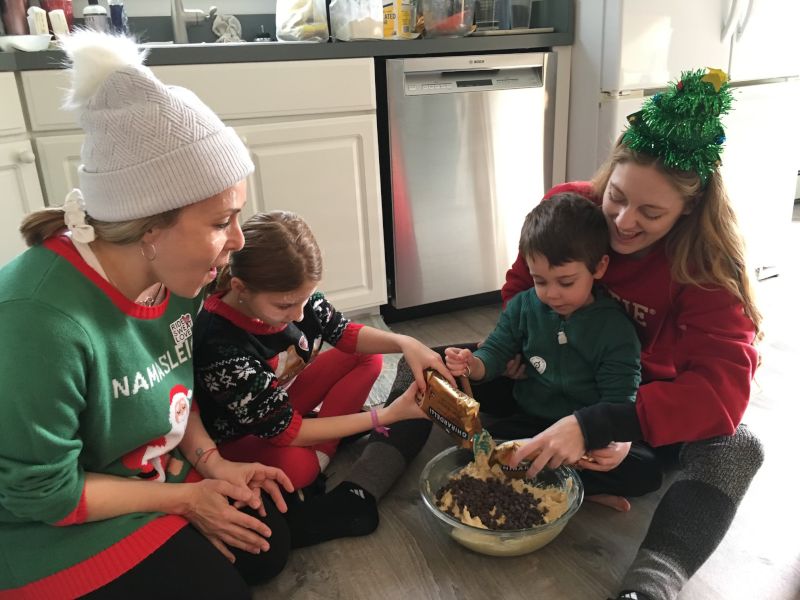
567 0 800 279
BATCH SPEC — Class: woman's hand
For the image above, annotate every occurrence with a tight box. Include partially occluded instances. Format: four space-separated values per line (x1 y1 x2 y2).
502 354 527 380
385 382 427 422
201 457 294 516
576 441 631 472
444 347 473 377
183 479 277 563
397 335 455 391
508 415 587 478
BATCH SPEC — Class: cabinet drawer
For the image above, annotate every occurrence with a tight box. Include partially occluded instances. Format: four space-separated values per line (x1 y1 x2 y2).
21 58 376 132
0 72 27 137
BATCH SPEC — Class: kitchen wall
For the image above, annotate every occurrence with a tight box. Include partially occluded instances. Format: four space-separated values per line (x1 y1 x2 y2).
69 0 277 16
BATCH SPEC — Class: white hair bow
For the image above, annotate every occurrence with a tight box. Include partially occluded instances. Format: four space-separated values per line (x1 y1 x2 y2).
63 189 96 243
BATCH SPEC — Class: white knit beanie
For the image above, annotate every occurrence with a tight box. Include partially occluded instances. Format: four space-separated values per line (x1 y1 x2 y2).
60 32 254 222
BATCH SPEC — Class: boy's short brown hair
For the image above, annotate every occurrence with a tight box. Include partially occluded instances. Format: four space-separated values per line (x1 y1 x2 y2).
518 192 609 273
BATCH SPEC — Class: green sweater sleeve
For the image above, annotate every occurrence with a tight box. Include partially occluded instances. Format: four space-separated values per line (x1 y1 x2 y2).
474 292 528 381
0 301 89 524
594 310 642 404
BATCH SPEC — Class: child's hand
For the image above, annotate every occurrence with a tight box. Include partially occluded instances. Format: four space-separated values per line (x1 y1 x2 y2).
396 335 456 391
386 382 427 422
444 347 474 378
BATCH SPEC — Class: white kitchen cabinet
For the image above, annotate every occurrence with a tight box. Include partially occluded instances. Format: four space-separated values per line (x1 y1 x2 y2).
0 73 27 138
0 140 46 264
15 57 387 312
33 134 84 207
236 114 387 313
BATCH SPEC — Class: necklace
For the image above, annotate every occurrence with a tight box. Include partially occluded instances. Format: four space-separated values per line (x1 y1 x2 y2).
137 282 165 306
87 242 164 306
106 272 164 306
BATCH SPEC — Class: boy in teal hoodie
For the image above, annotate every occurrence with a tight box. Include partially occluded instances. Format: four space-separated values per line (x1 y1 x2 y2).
446 193 658 506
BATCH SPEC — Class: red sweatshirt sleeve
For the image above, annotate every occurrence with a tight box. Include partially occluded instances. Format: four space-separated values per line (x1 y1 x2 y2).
635 285 758 447
501 182 598 306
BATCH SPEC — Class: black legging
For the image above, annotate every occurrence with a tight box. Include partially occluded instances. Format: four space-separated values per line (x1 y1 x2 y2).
82 495 291 600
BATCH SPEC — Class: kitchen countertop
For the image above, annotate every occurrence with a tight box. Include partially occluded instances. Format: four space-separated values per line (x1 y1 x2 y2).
0 31 571 71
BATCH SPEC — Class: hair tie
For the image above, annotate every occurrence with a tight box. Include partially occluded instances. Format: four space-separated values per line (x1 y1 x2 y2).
63 189 96 243
370 408 390 437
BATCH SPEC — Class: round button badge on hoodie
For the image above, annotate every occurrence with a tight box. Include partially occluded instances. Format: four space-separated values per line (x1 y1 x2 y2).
529 356 546 374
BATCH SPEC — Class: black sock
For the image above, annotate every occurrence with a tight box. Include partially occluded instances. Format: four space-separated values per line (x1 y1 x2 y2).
286 481 379 549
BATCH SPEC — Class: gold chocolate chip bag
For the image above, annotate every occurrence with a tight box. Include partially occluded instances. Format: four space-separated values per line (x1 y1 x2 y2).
416 369 482 448
491 440 538 479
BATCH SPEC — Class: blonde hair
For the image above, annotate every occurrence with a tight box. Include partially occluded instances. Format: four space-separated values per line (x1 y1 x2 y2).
592 141 762 340
215 210 322 293
20 207 181 247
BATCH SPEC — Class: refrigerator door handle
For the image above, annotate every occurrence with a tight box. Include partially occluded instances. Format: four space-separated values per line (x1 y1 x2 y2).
721 0 741 42
735 0 756 41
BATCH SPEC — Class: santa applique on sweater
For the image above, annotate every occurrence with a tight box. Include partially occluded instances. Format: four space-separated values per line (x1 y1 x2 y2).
273 332 322 387
122 384 192 481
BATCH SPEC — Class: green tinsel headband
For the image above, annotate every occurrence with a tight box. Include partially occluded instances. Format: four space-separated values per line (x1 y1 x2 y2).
622 67 733 185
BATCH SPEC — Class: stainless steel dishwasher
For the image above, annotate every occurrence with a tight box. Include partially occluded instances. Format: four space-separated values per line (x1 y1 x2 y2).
386 52 557 309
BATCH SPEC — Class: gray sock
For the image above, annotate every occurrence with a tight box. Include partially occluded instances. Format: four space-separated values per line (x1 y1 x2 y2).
340 356 432 500
620 424 764 600
346 441 409 500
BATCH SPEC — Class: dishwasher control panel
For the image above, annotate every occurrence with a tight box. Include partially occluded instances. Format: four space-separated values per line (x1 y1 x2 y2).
404 66 543 96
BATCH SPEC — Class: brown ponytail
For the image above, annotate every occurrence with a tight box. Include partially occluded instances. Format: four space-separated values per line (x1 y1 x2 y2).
19 206 181 247
20 209 69 247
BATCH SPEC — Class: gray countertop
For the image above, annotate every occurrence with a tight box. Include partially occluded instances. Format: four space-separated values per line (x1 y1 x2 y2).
0 31 571 71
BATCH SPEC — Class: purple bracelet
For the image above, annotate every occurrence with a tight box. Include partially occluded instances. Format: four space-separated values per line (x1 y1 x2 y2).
370 408 391 437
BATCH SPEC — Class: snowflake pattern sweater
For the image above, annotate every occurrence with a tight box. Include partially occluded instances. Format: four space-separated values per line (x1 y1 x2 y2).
193 291 362 445
0 236 202 598
502 182 759 447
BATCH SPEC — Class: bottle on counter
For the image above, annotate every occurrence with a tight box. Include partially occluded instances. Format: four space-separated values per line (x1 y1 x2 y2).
2 0 30 35
108 0 127 34
82 0 107 32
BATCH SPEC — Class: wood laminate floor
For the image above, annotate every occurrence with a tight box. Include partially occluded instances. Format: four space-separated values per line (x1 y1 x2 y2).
256 224 800 600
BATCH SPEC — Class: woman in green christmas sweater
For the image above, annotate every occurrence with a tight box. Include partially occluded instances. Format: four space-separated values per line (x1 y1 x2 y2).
0 32 292 599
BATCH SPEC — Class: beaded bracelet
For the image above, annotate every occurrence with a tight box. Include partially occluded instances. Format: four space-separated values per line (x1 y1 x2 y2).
370 408 391 437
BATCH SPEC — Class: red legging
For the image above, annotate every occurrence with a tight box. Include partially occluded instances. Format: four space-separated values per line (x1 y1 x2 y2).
219 348 382 488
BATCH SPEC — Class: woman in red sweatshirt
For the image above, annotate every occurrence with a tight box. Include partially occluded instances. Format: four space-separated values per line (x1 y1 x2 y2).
507 70 764 600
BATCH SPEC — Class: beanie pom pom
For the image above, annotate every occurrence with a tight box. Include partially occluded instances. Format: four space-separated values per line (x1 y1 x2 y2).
60 31 148 109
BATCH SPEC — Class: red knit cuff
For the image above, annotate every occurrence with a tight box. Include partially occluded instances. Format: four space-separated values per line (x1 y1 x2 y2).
335 322 364 353
269 410 303 446
54 485 88 526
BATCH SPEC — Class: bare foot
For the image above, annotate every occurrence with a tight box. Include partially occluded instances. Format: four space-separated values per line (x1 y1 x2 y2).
586 494 631 512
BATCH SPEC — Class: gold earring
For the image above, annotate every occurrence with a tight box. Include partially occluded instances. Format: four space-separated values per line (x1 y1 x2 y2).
140 242 157 261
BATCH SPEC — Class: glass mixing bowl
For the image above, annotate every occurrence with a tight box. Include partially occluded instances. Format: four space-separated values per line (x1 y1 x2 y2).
419 446 583 557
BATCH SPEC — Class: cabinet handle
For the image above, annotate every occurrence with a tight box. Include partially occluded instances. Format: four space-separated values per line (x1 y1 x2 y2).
17 150 36 164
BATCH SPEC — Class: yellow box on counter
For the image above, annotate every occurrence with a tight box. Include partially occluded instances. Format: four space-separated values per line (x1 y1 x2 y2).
383 0 419 39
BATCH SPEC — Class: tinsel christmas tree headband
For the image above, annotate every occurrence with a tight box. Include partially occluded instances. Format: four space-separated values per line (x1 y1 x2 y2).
622 67 733 185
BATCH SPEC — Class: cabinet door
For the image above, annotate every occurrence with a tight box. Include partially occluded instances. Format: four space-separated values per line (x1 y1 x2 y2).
34 134 84 207
0 73 26 137
236 115 387 313
0 140 46 265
